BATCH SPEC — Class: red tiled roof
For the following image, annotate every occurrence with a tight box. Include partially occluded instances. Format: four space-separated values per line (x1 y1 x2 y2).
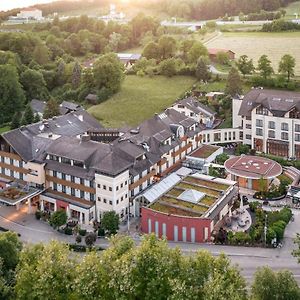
208 48 235 55
224 155 282 179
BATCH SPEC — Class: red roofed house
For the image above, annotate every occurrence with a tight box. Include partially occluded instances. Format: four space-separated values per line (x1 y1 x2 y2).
208 49 235 62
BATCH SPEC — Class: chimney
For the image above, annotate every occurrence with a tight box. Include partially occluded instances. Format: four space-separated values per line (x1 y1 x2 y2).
81 133 90 143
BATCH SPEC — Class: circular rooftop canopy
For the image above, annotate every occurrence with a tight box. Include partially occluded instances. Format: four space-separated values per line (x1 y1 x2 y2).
224 155 282 180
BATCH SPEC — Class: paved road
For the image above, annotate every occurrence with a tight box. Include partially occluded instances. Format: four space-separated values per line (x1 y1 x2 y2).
1 206 300 283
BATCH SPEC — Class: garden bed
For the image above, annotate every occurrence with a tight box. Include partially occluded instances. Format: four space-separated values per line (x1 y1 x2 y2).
150 202 200 217
160 196 208 213
184 176 229 191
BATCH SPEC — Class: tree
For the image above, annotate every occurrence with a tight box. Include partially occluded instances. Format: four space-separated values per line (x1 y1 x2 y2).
216 51 230 65
226 67 242 96
195 57 210 82
15 241 75 300
85 233 97 248
93 53 124 94
159 58 177 77
11 112 22 129
0 65 25 124
21 103 34 126
158 35 177 60
236 55 255 77
142 42 160 60
257 55 274 79
72 61 82 89
33 44 50 65
0 232 22 275
278 54 296 82
235 143 250 155
251 267 300 300
101 211 119 235
43 99 60 119
215 153 229 165
187 41 208 64
34 113 40 123
20 69 49 102
49 210 67 229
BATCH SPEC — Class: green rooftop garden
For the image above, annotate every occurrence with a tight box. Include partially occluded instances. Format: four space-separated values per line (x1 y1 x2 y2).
177 182 221 197
184 177 229 191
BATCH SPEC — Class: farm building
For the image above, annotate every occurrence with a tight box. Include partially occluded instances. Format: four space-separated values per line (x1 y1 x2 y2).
208 48 235 62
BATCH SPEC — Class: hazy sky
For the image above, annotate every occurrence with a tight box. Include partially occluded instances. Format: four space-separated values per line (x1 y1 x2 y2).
0 0 54 11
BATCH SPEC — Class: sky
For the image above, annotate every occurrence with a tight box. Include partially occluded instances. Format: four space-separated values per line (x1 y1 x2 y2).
0 0 54 11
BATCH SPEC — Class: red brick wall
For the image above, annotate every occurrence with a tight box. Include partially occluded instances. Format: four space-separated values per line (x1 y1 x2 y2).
141 207 212 243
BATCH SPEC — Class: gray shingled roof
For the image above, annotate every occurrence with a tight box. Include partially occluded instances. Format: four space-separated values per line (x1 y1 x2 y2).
176 97 216 117
239 89 300 117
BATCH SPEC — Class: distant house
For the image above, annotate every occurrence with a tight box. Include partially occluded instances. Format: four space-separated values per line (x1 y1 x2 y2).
117 53 142 67
208 48 235 62
172 97 216 128
30 99 81 117
205 92 224 102
18 8 43 20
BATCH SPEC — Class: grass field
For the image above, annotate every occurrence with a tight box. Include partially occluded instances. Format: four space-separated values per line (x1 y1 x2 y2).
88 75 196 128
206 31 300 75
285 1 300 19
0 126 10 134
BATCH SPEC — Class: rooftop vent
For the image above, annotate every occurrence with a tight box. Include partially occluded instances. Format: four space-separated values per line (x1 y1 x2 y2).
130 128 139 134
286 99 294 103
81 134 90 143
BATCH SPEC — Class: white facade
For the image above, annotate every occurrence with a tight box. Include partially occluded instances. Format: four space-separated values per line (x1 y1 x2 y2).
17 9 43 20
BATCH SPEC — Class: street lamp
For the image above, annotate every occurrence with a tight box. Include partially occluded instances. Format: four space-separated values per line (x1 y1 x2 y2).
264 213 268 247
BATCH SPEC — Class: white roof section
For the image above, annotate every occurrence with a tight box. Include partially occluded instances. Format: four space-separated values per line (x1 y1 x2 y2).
142 173 181 204
178 189 205 204
175 166 193 177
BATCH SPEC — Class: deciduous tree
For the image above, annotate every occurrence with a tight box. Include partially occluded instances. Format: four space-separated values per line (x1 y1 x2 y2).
43 99 60 119
236 55 255 77
278 54 296 82
195 57 210 82
101 211 120 235
226 67 242 96
257 54 274 79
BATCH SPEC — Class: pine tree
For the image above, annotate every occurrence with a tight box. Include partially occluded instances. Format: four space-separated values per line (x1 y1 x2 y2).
11 112 21 129
43 99 60 119
21 104 34 126
226 67 242 96
195 57 210 82
72 61 82 89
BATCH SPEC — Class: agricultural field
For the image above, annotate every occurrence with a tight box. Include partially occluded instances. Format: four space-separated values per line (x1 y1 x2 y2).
87 75 196 128
206 31 300 75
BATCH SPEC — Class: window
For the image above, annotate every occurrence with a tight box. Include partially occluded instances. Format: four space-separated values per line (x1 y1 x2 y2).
256 106 268 115
89 181 93 188
296 124 300 132
80 178 84 185
281 132 289 140
103 198 107 203
90 194 95 202
268 130 275 138
256 128 263 136
268 121 275 129
245 134 252 140
125 181 127 185
121 183 123 188
246 124 251 129
62 185 66 193
62 173 66 180
71 175 75 183
103 185 107 190
116 200 119 205
109 187 112 191
178 104 184 109
53 170 57 177
121 196 124 201
80 190 84 198
116 186 119 191
296 134 300 142
256 119 263 127
97 184 101 188
281 123 289 131
71 188 75 196
125 194 128 198
109 200 112 205
53 183 57 191
98 197 101 201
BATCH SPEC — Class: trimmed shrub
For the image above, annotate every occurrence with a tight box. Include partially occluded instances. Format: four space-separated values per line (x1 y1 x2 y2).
35 211 42 220
79 229 87 236
64 227 73 235
75 235 82 243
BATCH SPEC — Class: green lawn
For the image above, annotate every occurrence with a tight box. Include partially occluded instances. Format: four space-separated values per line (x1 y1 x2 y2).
0 126 10 134
206 31 300 75
88 75 196 128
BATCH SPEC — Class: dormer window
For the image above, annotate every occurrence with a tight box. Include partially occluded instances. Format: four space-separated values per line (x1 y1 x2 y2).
256 106 268 115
